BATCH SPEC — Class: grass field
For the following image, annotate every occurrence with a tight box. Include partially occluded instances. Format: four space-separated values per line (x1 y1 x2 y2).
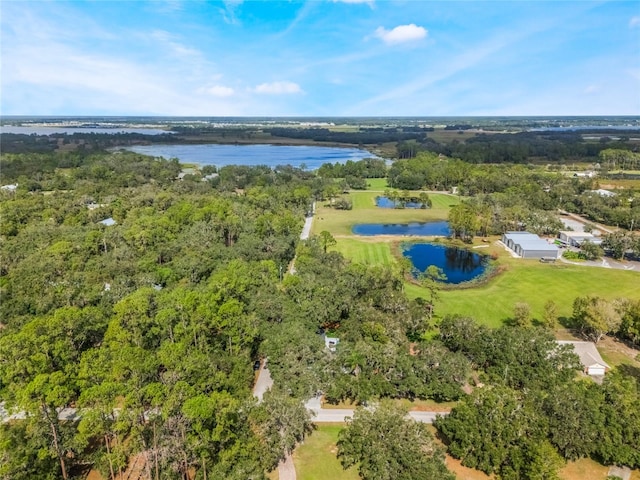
293 425 359 480
330 235 640 332
312 191 460 236
332 237 394 266
405 259 640 328
365 177 388 190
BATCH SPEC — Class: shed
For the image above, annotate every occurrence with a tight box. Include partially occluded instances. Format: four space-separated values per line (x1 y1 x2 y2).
99 217 117 226
558 231 602 247
324 336 339 352
501 232 559 259
588 189 616 198
557 341 610 376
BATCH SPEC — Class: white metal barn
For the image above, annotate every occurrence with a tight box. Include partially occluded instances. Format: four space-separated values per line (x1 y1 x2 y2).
501 232 559 259
558 231 603 247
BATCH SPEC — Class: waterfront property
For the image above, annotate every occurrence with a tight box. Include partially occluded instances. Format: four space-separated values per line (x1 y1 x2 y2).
502 231 559 259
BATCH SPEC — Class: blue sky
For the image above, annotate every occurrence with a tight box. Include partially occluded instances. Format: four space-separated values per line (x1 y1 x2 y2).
1 0 639 116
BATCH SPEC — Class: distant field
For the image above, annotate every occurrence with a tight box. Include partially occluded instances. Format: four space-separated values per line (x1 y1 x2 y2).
365 177 388 190
312 191 460 236
293 425 359 480
600 179 640 189
427 128 479 143
405 259 640 329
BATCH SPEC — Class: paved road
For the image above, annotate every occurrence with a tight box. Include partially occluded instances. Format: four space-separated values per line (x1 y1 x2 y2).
299 202 316 241
289 202 316 275
1 403 81 423
304 396 444 424
278 454 296 480
252 360 274 403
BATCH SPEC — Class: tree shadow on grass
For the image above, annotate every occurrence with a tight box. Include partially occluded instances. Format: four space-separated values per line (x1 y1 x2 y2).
617 363 640 382
558 316 574 329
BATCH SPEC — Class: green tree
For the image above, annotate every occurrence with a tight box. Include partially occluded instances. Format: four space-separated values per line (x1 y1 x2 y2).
542 300 559 330
418 191 431 209
250 391 313 471
580 240 603 260
338 403 454 480
596 372 640 468
318 230 337 254
572 296 622 343
435 386 540 477
419 265 447 321
543 381 604 460
513 302 532 327
448 203 480 242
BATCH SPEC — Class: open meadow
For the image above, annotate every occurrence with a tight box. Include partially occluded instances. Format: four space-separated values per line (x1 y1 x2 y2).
410 258 640 327
311 190 460 236
316 187 640 340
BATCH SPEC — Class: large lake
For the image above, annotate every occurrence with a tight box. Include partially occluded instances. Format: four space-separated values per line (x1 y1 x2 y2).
122 144 376 169
403 243 488 284
352 221 450 236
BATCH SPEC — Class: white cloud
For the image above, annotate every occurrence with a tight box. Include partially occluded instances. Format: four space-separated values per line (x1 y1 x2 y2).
333 0 373 4
630 16 640 28
253 81 303 94
199 85 235 97
149 30 200 58
220 0 243 25
374 24 427 45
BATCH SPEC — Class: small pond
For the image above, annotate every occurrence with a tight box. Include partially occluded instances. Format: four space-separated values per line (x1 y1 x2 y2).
352 221 450 236
375 196 424 209
403 243 488 284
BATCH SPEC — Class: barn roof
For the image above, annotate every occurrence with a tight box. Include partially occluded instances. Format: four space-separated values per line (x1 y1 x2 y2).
557 341 610 369
504 232 557 252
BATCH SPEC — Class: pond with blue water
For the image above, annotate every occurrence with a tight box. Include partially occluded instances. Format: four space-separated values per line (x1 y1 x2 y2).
375 196 424 209
403 243 488 284
352 220 450 236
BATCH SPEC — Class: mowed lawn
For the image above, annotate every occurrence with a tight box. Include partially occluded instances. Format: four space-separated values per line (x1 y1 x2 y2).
332 237 394 266
293 425 359 480
365 177 389 190
406 260 640 328
312 191 460 236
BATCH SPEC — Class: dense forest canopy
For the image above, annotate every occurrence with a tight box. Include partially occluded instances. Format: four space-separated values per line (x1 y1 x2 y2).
1 126 639 479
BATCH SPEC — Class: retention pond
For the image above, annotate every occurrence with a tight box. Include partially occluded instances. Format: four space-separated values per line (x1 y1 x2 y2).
403 243 488 284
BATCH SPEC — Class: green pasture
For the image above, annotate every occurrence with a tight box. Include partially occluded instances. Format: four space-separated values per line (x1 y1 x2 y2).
312 191 460 236
406 260 640 328
365 177 388 190
329 236 640 330
293 425 359 480
332 238 394 266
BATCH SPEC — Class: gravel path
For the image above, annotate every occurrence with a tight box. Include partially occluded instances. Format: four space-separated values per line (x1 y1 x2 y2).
252 360 273 403
278 454 296 480
299 202 316 241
